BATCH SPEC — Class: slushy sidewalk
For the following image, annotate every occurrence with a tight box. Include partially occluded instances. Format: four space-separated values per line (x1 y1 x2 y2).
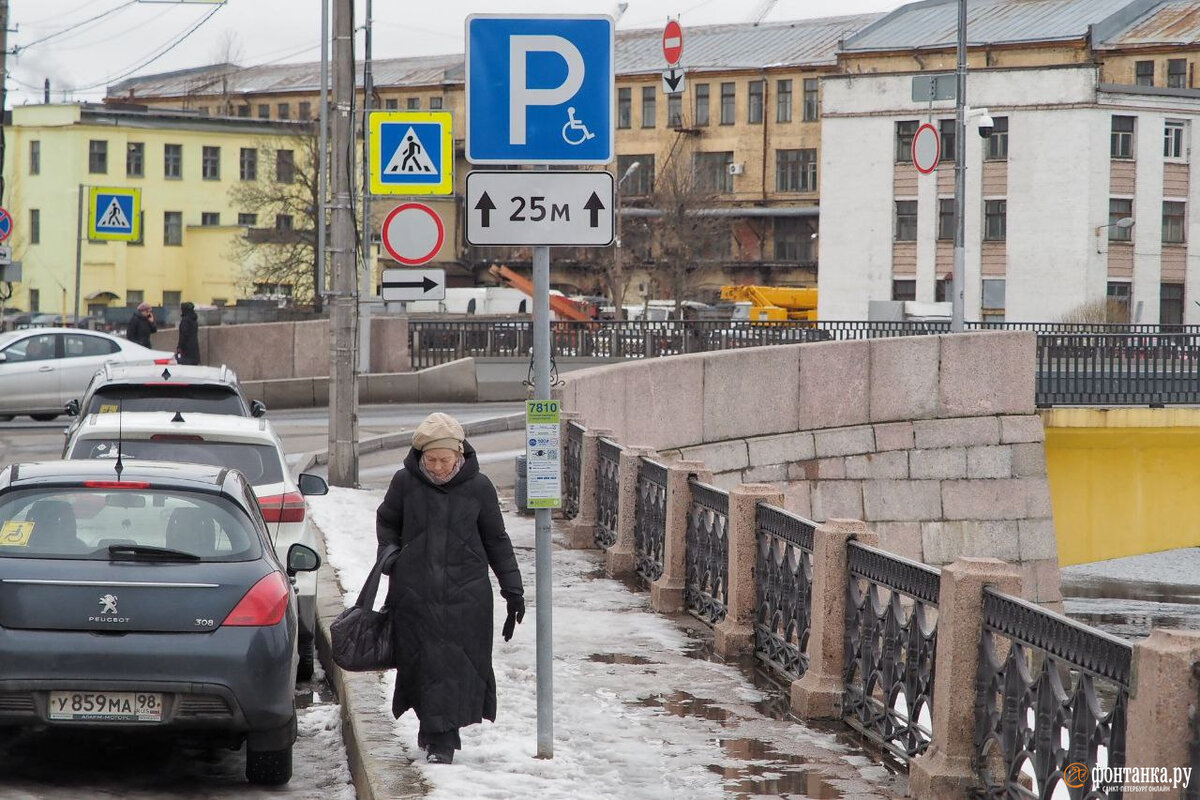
308 487 906 800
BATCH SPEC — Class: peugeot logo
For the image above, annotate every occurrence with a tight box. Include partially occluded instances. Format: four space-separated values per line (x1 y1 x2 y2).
98 594 118 615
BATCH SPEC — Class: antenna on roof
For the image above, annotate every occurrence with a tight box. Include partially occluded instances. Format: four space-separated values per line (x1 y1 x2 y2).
114 400 125 482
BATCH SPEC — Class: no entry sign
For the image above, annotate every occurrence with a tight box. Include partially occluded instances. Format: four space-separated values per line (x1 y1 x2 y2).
912 122 941 174
662 19 683 66
381 202 445 266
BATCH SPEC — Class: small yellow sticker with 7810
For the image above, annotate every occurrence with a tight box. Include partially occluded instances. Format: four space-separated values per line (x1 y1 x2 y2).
0 521 34 546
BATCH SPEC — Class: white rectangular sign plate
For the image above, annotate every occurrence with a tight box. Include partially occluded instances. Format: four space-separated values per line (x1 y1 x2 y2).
380 268 446 302
466 171 614 247
525 399 561 508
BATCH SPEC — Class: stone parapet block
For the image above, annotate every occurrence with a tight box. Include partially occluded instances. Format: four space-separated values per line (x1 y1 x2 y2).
844 451 909 480
1125 629 1200 787
869 335 940 423
704 346 800 442
910 447 968 480
909 558 1021 799
1000 415 1045 444
678 440 750 474
810 481 863 521
941 477 1053 520
913 416 1001 449
798 340 870 431
651 461 712 614
742 463 788 483
813 426 875 458
862 479 942 521
714 484 784 659
607 447 657 580
873 421 915 452
938 331 1036 418
1017 518 1059 562
747 431 816 466
623 354 705 451
792 519 878 720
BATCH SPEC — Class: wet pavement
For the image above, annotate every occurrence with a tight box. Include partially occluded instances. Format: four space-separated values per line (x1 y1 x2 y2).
1060 547 1200 639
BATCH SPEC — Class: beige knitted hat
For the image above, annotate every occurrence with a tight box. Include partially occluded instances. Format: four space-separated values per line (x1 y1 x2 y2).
412 412 465 453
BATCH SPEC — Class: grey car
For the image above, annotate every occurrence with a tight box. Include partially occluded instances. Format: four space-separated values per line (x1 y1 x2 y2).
0 459 324 785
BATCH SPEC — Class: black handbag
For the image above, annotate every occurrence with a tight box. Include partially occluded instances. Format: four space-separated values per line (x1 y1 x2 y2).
330 545 399 672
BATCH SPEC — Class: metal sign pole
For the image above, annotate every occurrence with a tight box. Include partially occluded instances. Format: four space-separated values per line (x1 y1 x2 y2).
532 231 554 759
73 184 84 323
951 0 967 332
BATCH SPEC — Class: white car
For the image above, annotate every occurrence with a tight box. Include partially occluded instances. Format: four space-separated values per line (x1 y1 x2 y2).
62 411 322 679
0 328 176 421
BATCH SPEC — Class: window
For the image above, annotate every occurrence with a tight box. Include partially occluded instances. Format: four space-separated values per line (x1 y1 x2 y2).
982 279 1006 321
240 148 257 181
197 106 209 116
776 79 792 123
938 198 956 240
748 80 763 124
276 214 294 231
164 211 183 246
641 86 656 128
29 141 40 175
936 279 950 302
1107 282 1131 322
277 103 290 120
237 105 250 118
385 98 398 110
1161 283 1185 325
720 82 735 125
125 290 144 307
29 288 39 312
617 87 631 129
984 200 1007 241
895 121 918 163
694 151 733 193
257 104 270 119
1163 201 1186 244
1168 59 1188 89
986 116 1009 160
617 154 654 196
201 212 220 226
1109 198 1133 241
30 209 40 245
1165 120 1187 160
894 201 918 241
939 118 957 162
667 93 682 127
88 140 107 174
127 142 144 177
774 218 814 262
275 149 295 183
162 291 182 308
1111 116 1135 159
202 146 220 180
299 101 311 119
164 144 182 178
429 97 443 110
1135 60 1154 86
892 279 916 301
237 213 257 226
775 149 817 192
695 84 710 126
406 97 420 110
803 78 818 121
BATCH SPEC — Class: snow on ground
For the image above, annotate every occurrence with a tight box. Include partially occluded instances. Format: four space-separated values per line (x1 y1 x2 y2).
308 487 889 800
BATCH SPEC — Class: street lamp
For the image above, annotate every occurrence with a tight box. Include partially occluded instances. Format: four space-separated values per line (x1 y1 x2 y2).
613 161 641 319
1095 216 1135 253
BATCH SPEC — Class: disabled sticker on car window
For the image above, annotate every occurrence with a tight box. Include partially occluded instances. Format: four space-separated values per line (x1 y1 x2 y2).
98 404 120 413
0 521 34 546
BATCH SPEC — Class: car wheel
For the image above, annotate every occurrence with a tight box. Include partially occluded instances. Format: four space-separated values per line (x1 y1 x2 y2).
245 743 293 786
30 413 58 422
297 632 315 681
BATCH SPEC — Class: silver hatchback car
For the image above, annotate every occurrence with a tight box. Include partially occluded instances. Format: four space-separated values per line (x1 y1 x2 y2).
0 459 323 785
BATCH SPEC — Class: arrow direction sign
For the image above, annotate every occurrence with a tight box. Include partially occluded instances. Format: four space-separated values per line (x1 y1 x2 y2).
661 67 686 96
380 268 447 302
466 171 614 246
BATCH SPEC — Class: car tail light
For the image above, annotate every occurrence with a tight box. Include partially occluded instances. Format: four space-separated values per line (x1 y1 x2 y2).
83 480 151 489
258 491 306 523
223 572 290 627
150 434 204 442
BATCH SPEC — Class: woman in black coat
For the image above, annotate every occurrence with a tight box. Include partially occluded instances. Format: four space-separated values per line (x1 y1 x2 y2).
376 412 525 765
175 302 200 365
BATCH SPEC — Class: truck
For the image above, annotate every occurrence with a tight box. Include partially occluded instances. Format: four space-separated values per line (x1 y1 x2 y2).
719 285 818 322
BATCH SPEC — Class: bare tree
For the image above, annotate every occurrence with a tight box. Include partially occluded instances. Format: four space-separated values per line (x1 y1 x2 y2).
227 130 323 311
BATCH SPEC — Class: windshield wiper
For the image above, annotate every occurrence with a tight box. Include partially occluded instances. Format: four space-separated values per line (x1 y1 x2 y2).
107 544 201 562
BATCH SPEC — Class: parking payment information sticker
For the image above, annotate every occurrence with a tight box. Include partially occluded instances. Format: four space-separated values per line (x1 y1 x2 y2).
525 400 562 509
0 521 34 547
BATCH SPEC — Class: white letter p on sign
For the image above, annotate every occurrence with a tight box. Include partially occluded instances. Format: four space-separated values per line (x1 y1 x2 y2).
508 34 584 145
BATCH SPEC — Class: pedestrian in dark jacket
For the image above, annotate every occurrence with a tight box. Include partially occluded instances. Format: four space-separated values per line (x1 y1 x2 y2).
175 302 201 365
126 302 156 348
376 412 525 765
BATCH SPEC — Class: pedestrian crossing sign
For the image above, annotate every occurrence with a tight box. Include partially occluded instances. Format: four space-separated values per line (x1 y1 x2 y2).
88 187 141 242
369 111 454 196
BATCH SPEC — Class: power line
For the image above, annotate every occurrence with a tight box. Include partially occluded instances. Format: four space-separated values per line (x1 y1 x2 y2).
13 1 139 54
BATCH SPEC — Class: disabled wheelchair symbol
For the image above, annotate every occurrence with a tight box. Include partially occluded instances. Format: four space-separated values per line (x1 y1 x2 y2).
562 107 595 145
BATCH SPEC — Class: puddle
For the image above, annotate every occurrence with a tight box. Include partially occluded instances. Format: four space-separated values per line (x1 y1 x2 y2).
587 653 657 665
636 690 737 722
709 738 843 798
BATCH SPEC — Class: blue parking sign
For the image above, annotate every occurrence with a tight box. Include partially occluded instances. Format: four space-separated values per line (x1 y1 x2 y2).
466 15 614 165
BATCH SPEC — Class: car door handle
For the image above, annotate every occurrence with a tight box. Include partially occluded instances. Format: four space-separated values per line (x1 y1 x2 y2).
38 365 53 372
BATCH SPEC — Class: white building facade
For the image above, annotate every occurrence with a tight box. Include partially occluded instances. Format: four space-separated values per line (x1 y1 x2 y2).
818 64 1200 324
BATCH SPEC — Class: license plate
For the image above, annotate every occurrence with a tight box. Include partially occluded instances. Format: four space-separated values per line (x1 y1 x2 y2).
48 691 163 722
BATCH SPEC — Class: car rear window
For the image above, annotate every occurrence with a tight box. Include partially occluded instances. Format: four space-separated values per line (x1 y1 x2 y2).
69 441 285 487
88 385 246 416
0 488 261 561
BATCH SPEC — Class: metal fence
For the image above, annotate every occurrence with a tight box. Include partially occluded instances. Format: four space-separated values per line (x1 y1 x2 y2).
563 422 584 520
684 480 730 626
633 458 669 585
594 438 622 549
754 503 816 681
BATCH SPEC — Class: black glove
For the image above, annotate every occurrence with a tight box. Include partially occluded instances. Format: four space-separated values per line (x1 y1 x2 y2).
502 596 525 642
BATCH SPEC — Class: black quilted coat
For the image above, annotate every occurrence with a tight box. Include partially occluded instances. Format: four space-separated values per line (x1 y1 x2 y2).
375 442 524 728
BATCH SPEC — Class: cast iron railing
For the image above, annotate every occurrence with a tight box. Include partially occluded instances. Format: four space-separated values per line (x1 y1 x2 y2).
633 458 669 585
975 588 1131 799
594 438 621 549
844 541 940 765
684 480 729 625
563 421 584 520
754 503 816 681
1036 331 1200 405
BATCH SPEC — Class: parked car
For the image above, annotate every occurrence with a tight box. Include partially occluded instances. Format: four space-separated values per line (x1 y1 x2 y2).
0 459 322 785
62 411 322 679
0 328 176 422
62 364 266 447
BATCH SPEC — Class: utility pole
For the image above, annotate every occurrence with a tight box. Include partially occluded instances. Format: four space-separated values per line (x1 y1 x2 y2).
951 0 967 332
358 0 374 374
317 0 329 310
328 0 359 486
0 0 9 209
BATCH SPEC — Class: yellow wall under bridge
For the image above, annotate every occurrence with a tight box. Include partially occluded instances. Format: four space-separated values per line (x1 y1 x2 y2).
1044 409 1200 566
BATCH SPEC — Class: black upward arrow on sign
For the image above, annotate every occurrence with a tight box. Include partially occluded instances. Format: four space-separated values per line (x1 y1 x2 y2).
583 192 606 228
474 192 496 227
381 276 439 293
664 68 683 93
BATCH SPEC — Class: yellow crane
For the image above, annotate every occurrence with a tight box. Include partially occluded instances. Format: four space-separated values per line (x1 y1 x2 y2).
719 285 818 322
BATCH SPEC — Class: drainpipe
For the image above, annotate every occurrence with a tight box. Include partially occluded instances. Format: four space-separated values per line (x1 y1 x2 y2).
760 69 769 204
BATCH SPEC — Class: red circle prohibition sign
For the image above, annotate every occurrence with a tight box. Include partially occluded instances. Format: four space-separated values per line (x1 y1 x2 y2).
382 202 445 266
912 122 941 175
0 208 13 242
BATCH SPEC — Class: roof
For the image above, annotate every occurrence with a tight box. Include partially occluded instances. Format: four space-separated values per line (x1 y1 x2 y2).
99 363 238 387
107 15 883 101
75 411 273 441
1 459 233 489
842 0 1140 52
1099 0 1200 47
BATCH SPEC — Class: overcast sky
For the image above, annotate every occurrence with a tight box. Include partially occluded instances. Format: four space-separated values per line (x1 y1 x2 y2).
7 0 905 107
